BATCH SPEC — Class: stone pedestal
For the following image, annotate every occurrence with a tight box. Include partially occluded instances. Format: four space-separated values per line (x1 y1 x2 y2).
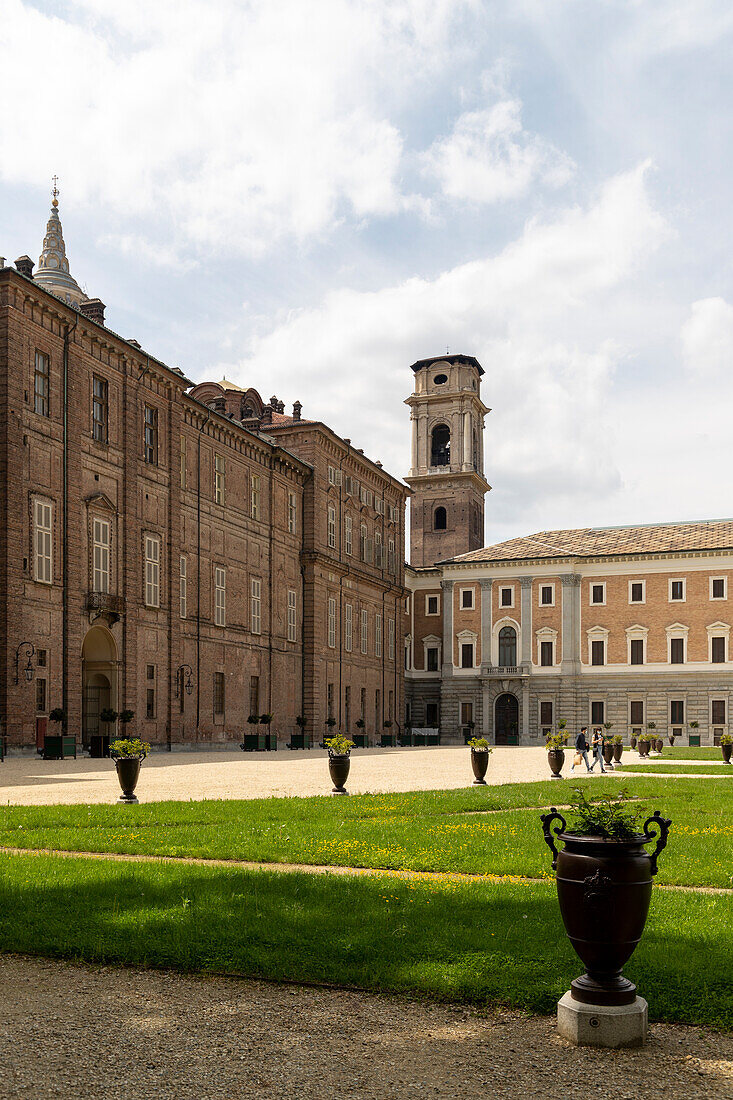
557 992 648 1048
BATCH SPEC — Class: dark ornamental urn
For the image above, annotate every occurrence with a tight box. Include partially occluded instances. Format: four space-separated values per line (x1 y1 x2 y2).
328 753 350 795
655 738 664 754
612 743 623 763
630 736 637 750
722 744 732 764
115 757 142 803
547 749 564 779
638 738 650 758
541 808 671 1007
602 744 614 767
471 749 489 785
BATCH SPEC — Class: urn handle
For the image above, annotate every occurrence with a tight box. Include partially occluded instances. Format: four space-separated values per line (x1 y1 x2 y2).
540 807 567 870
642 810 672 876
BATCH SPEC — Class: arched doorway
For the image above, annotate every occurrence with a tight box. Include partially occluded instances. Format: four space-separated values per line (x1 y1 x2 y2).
495 693 519 745
82 626 119 749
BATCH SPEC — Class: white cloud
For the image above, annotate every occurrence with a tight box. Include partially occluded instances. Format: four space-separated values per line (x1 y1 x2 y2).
422 96 574 204
681 297 733 377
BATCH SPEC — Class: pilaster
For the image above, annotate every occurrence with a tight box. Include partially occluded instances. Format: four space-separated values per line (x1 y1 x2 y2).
520 576 533 667
442 579 454 675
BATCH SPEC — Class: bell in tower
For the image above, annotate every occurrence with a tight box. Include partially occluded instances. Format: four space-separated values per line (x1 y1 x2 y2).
405 354 491 567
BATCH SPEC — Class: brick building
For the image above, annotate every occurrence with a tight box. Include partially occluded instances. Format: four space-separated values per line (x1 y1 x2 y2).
0 196 407 751
405 355 733 747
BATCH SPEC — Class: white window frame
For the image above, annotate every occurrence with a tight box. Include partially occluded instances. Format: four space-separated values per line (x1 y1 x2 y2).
328 597 337 649
375 612 382 657
287 589 297 642
668 577 686 603
625 624 649 665
499 585 514 609
535 626 558 667
589 581 606 606
327 504 336 549
628 698 645 728
710 696 728 728
456 629 478 670
425 593 441 616
459 586 475 610
214 566 226 627
34 499 53 584
628 579 646 605
388 537 395 574
250 474 260 520
388 617 395 661
344 602 353 652
214 453 225 505
180 555 187 619
288 491 297 535
586 625 609 666
361 609 368 654
344 514 353 556
250 578 262 634
707 621 730 663
710 576 727 601
422 634 441 673
668 696 686 726
92 517 110 594
538 583 555 607
375 530 383 569
666 622 689 664
144 535 160 608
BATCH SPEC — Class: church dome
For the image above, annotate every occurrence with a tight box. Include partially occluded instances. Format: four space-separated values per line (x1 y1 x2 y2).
33 186 88 307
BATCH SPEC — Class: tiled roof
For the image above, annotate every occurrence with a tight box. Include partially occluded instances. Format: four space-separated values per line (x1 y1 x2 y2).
449 519 733 564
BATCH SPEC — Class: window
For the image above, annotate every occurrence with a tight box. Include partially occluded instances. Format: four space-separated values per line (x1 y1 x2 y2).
92 376 108 442
670 699 684 725
360 687 366 722
328 597 337 648
328 505 336 549
144 536 160 607
591 701 605 724
540 585 554 606
361 609 368 654
287 589 297 642
630 700 644 726
712 636 726 663
460 588 474 610
344 603 353 652
426 647 439 672
712 699 726 724
360 486 373 507
500 587 513 608
144 405 158 464
251 474 260 520
344 475 354 496
214 454 225 505
434 506 447 530
461 701 473 726
288 492 297 535
360 523 367 562
426 702 439 727
430 423 450 467
540 701 553 726
146 688 156 719
540 641 553 667
388 618 395 661
591 640 605 666
460 642 474 669
213 672 225 716
36 649 47 668
328 465 342 487
629 581 645 604
670 637 685 664
388 538 395 574
375 612 382 657
669 579 685 602
630 638 644 665
214 567 226 626
344 514 352 556
711 577 727 600
180 556 187 618
375 497 385 516
591 583 605 605
375 531 383 568
180 436 187 489
92 518 110 593
250 578 262 634
249 675 259 715
36 677 47 713
34 500 52 584
34 350 49 416
327 683 334 721
426 595 439 615
147 664 155 680
498 626 516 667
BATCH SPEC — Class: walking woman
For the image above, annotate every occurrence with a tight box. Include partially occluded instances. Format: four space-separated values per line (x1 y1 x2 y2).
590 727 606 773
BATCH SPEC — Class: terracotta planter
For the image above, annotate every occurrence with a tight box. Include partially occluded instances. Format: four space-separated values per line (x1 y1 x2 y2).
114 756 142 803
470 749 489 785
547 748 564 779
328 753 350 795
612 743 622 762
541 808 671 1006
722 744 732 764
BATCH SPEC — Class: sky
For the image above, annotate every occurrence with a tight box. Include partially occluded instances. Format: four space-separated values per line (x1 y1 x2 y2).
2 0 733 546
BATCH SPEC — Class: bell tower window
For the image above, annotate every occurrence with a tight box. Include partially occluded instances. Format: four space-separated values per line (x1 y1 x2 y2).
430 424 450 468
434 506 447 530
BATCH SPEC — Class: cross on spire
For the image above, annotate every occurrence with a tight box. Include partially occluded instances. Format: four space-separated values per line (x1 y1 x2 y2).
52 175 59 208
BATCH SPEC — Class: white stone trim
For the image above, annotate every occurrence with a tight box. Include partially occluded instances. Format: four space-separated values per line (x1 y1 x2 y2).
589 581 606 607
422 633 441 673
666 622 689 664
625 623 649 665
706 621 730 663
668 577 686 603
628 579 646 605
456 628 479 670
498 584 515 610
538 581 555 607
710 575 728 600
424 592 441 616
586 625 609 666
459 585 475 610
492 616 520 667
535 626 558 667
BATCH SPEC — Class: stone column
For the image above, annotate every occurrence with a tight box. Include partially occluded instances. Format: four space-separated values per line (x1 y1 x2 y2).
451 410 463 469
561 573 582 675
480 578 492 668
522 680 530 742
410 412 418 475
462 410 472 470
520 576 533 668
417 410 428 471
482 681 491 740
442 580 454 674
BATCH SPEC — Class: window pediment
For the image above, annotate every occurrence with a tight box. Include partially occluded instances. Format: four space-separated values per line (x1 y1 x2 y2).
84 491 117 514
666 622 689 637
625 624 649 638
707 621 730 636
586 625 609 639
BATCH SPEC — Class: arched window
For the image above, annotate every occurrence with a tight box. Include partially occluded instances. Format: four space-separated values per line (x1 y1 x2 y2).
434 506 447 530
498 626 517 667
430 424 450 467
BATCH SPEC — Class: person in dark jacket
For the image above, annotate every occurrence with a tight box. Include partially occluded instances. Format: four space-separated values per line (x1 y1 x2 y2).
590 727 606 773
571 727 592 772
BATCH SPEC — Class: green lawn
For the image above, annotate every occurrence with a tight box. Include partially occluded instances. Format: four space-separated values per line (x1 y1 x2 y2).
2 777 732 887
631 746 723 760
616 763 732 775
1 852 731 1027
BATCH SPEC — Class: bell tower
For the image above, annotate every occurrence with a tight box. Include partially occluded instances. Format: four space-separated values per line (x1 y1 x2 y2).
405 354 491 567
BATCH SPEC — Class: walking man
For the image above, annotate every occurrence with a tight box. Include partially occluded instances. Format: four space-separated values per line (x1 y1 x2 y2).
571 726 592 772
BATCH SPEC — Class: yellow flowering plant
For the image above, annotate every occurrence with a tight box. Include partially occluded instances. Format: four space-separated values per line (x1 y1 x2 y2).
468 737 491 752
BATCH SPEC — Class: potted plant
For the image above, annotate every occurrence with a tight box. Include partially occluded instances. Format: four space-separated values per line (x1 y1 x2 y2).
541 789 671 1007
639 723 654 758
49 707 65 724
354 717 367 748
467 737 492 785
602 725 615 768
545 732 567 779
110 737 150 803
324 733 354 795
612 734 624 763
720 733 733 764
247 714 260 725
93 707 117 759
259 713 275 749
630 732 637 750
119 709 135 731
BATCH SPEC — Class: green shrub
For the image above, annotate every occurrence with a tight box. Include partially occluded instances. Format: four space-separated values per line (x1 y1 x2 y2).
110 738 150 759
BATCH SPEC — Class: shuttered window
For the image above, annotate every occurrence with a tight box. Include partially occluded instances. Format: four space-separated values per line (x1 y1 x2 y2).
34 500 53 584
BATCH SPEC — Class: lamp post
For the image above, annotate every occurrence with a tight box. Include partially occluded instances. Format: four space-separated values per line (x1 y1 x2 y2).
14 642 35 685
175 664 194 698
